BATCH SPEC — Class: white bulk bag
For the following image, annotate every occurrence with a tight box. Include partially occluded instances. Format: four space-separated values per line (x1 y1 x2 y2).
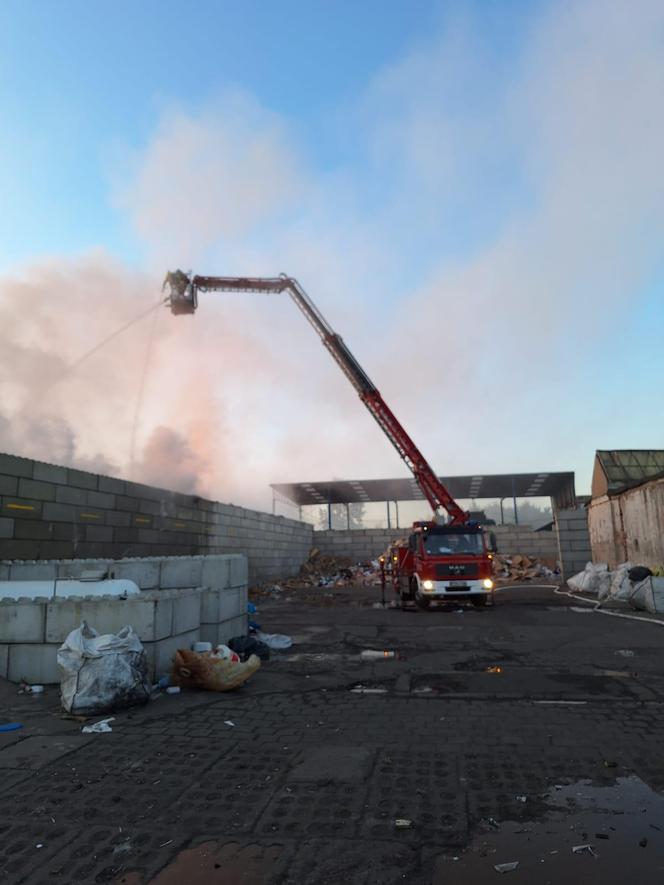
58 621 150 715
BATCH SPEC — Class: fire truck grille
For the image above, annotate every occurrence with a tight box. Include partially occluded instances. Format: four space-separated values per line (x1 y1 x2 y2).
434 563 479 579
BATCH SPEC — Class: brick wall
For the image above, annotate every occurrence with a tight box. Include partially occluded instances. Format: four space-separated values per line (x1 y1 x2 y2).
0 453 312 585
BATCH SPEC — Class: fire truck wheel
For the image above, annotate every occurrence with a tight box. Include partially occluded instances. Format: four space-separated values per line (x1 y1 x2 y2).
415 592 431 610
472 595 487 607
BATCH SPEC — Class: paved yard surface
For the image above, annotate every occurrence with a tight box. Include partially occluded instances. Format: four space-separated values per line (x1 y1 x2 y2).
3 584 664 883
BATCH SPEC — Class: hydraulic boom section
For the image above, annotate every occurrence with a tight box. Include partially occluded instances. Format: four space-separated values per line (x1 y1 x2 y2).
163 270 469 526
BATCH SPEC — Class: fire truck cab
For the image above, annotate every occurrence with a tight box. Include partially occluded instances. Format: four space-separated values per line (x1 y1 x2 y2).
391 522 497 609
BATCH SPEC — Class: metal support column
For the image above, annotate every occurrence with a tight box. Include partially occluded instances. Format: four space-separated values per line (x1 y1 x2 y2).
386 501 391 529
327 501 332 530
346 502 350 530
511 476 518 525
272 488 276 515
499 498 505 525
395 500 399 529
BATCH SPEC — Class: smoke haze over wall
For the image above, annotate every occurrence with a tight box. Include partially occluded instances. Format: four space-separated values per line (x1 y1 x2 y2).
1 0 663 509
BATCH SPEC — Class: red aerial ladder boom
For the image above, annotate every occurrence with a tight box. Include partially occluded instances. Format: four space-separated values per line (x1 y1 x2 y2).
163 270 469 526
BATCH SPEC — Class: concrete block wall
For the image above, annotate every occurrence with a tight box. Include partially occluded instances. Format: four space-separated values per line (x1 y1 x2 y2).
0 453 312 585
0 553 248 683
555 508 592 579
313 525 558 562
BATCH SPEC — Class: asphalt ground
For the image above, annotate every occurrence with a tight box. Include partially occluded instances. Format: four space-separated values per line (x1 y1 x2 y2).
2 583 664 884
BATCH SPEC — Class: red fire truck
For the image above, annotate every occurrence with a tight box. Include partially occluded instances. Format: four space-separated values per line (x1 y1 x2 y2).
164 270 497 609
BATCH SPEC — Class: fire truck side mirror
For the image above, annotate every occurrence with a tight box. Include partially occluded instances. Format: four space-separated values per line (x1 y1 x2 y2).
488 531 498 553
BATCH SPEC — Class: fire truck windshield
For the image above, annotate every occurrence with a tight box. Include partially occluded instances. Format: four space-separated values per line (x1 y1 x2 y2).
423 533 483 556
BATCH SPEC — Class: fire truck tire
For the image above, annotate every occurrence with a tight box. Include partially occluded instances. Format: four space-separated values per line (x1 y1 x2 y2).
472 595 488 607
415 594 431 609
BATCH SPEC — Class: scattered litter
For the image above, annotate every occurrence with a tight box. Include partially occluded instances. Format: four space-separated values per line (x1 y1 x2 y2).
493 552 558 584
214 644 241 663
113 839 132 856
494 861 519 873
616 649 635 657
394 819 412 828
350 687 388 694
570 606 595 613
29 684 44 694
254 631 293 650
0 722 23 733
35 844 43 849
157 675 170 688
360 650 396 660
247 602 258 614
572 844 597 856
486 666 502 673
486 817 501 830
595 833 609 840
228 635 270 661
165 686 181 695
604 760 618 768
192 641 212 653
159 840 173 848
82 717 115 734
172 648 260 692
515 795 527 803
224 720 235 727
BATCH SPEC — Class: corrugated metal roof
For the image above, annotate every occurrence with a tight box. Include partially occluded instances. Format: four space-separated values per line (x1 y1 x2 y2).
271 472 576 507
597 450 664 493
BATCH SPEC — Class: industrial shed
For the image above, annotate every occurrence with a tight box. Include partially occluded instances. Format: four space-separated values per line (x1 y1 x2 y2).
587 450 664 568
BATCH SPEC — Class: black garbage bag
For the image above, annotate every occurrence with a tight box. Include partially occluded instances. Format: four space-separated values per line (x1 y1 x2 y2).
228 635 270 661
628 566 653 583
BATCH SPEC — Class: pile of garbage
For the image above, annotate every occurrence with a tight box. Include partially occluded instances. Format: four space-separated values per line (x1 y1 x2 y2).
253 548 382 597
567 562 664 613
492 554 558 584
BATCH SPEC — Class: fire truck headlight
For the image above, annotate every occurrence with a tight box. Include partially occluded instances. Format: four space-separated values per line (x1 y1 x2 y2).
483 578 494 590
422 580 434 591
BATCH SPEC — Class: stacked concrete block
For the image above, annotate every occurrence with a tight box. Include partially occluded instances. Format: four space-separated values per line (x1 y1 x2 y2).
0 453 312 582
555 508 592 579
0 553 248 683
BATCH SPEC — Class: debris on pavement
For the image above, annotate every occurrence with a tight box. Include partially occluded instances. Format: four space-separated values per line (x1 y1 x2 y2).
228 635 270 661
82 717 115 733
492 554 558 584
250 547 384 600
360 649 396 660
0 722 23 732
165 686 181 695
171 648 261 692
515 795 527 803
253 631 293 650
494 861 519 873
572 844 597 856
394 819 413 828
224 720 235 727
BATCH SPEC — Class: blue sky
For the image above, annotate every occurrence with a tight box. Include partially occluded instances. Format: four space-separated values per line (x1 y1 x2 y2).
0 0 662 509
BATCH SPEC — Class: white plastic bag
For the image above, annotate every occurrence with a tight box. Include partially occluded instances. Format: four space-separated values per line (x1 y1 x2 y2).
254 631 293 650
58 621 150 715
